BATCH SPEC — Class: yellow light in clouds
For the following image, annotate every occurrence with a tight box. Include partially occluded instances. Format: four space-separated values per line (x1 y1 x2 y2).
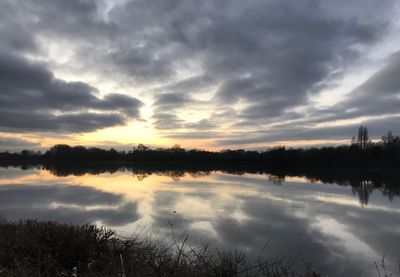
79 120 170 146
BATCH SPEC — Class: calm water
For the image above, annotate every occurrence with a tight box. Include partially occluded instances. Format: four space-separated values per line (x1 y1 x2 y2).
1 166 399 276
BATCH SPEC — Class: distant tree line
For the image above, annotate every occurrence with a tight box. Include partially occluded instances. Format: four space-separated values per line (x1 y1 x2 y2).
0 126 399 167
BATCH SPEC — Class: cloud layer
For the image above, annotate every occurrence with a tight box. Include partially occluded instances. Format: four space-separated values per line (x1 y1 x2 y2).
1 0 400 146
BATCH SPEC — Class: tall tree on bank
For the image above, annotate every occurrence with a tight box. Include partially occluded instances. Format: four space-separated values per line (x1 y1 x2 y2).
357 125 369 150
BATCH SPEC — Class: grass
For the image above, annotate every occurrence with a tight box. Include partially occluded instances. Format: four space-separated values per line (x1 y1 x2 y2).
0 219 322 277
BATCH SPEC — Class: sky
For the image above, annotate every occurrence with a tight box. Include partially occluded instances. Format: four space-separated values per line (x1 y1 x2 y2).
1 0 400 151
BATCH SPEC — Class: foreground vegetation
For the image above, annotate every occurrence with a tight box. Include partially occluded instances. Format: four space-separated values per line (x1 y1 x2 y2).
0 220 322 277
1 127 399 167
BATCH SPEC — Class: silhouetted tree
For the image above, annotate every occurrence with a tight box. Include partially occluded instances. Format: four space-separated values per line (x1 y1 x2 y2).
171 144 184 152
382 130 400 146
357 125 369 149
351 136 356 145
135 144 149 151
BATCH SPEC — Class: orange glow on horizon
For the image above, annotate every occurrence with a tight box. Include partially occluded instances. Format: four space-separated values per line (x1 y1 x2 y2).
1 130 355 152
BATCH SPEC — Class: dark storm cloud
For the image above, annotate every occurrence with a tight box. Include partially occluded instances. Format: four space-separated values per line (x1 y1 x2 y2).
0 53 143 132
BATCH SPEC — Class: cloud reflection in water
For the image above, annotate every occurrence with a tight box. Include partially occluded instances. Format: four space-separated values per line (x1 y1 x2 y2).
0 167 399 277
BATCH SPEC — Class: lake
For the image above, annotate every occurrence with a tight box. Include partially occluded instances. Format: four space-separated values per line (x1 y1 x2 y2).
0 165 399 276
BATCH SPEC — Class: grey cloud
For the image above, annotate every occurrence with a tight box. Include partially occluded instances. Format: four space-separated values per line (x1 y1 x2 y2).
291 52 400 132
0 53 142 132
357 52 400 95
214 115 400 146
153 93 189 109
0 137 40 148
214 127 355 146
185 119 217 130
96 93 143 117
152 92 213 131
0 0 114 65
216 50 400 145
164 131 224 140
208 0 384 118
0 2 38 54
151 93 191 130
159 75 215 94
338 51 400 118
0 111 126 133
108 49 175 82
139 0 394 134
152 113 184 130
154 117 219 133
17 0 116 39
67 0 391 103
149 75 216 129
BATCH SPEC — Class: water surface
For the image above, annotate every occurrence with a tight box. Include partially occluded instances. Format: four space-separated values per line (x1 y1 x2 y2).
0 166 399 276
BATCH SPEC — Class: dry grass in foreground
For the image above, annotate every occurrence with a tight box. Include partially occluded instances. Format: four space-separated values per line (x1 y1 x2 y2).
0 219 325 277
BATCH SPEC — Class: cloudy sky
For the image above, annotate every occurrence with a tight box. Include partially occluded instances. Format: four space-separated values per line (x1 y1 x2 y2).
1 0 400 151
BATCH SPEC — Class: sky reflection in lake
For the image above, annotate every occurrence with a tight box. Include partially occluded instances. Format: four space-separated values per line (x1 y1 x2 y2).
0 167 399 276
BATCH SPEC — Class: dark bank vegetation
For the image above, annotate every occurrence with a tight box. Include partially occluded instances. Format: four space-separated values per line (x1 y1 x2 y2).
1 126 400 167
0 219 321 277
